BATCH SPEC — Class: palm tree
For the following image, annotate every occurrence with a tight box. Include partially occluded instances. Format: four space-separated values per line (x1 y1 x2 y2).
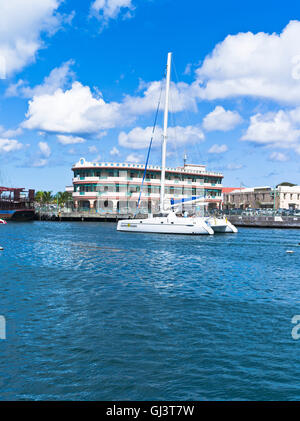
35 191 44 203
55 191 72 207
42 191 53 204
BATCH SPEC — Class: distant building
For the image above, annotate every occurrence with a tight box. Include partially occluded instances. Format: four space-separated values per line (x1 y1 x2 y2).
223 185 300 210
71 158 224 213
222 187 244 195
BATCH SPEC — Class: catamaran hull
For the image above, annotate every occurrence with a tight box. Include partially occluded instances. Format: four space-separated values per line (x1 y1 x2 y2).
117 219 214 235
206 218 238 233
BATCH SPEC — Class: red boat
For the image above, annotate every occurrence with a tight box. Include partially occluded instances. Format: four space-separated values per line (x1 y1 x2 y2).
0 187 35 221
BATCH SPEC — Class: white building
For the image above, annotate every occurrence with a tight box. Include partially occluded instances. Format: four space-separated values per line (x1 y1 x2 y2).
277 185 300 209
71 158 224 214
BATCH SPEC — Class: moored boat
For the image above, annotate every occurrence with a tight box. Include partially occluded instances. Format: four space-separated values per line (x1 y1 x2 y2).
117 52 237 235
0 187 35 222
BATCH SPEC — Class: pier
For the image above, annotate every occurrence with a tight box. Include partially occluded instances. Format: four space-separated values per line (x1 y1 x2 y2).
35 210 300 228
228 214 300 229
36 209 146 222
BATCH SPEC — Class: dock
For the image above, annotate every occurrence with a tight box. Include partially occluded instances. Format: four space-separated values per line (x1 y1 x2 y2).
35 210 300 228
36 210 145 222
228 215 300 229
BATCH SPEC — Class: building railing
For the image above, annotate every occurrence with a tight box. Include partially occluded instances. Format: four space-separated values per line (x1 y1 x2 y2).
73 161 223 177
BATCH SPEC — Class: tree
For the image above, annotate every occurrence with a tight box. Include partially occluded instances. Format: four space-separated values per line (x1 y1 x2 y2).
276 182 296 187
35 191 44 203
42 191 53 204
55 191 72 207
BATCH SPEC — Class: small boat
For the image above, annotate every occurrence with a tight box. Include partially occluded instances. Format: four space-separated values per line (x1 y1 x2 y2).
0 219 7 224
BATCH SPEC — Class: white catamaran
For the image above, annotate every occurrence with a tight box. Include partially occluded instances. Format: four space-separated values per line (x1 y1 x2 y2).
117 53 237 235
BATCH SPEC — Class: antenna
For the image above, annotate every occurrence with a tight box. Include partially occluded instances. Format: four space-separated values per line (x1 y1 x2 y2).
183 152 188 167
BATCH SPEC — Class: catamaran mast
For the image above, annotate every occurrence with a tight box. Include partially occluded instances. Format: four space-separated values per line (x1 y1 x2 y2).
160 52 172 212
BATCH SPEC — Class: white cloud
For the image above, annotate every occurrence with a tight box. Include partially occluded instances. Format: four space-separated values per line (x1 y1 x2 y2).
23 82 123 134
0 125 23 138
6 60 75 98
90 0 135 27
123 80 197 115
57 134 86 145
208 144 228 154
110 146 120 156
226 163 244 170
184 63 192 76
88 145 98 153
126 153 143 163
0 138 23 153
194 20 300 104
203 106 242 132
38 141 51 157
32 158 48 167
241 111 300 145
269 151 289 162
119 125 205 150
19 19 300 146
21 74 199 136
0 0 63 77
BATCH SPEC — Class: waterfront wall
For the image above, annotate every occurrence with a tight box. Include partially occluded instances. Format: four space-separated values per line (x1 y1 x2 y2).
228 215 300 228
36 210 300 228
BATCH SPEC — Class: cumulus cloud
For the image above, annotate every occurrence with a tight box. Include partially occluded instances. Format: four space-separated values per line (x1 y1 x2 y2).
22 82 123 134
119 125 205 150
226 163 244 170
110 146 120 156
32 158 48 167
21 74 200 136
183 63 192 76
90 0 135 28
6 60 75 98
241 110 300 145
124 80 197 115
203 106 242 132
57 134 86 144
88 145 98 153
38 141 51 157
126 153 143 163
0 138 23 153
194 20 300 104
208 144 228 154
0 0 64 77
269 151 289 162
0 125 23 138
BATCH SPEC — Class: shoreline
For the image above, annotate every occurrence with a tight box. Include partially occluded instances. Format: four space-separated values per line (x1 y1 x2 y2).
33 211 300 228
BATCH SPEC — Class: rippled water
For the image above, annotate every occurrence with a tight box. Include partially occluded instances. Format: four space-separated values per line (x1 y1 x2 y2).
0 221 300 400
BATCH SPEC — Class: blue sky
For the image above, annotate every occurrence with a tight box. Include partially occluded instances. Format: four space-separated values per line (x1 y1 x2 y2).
1 0 300 191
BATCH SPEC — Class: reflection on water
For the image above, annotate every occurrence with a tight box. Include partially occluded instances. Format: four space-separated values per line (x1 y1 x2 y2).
0 221 300 400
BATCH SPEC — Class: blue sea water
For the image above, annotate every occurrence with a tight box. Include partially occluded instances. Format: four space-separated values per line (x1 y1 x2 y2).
0 221 300 401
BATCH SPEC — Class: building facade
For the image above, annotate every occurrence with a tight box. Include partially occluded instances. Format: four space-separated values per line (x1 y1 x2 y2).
72 158 224 214
223 185 300 210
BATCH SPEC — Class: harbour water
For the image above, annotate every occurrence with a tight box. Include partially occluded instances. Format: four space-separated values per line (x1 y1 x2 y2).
0 222 300 400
